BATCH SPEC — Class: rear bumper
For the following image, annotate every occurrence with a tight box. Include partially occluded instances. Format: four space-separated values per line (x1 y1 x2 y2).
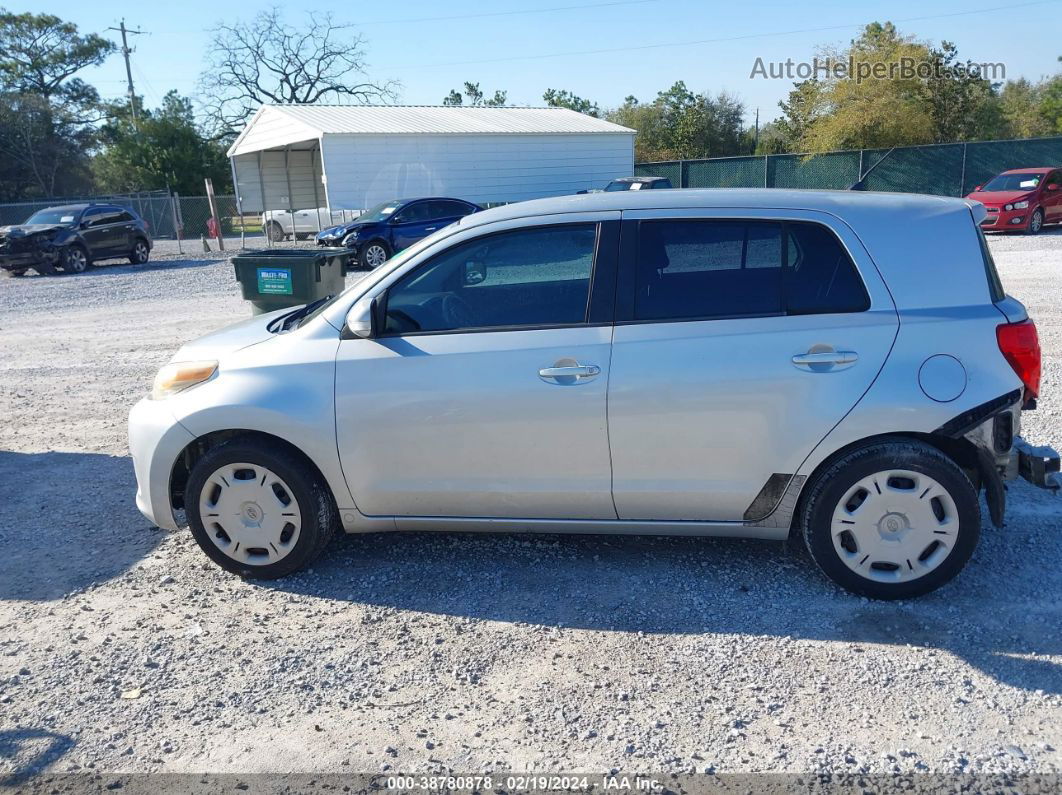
1008 436 1061 490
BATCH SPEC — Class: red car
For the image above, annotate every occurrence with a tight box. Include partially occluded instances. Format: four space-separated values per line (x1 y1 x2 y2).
966 167 1062 234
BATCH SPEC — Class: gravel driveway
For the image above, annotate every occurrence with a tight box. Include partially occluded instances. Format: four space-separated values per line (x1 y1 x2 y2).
1 231 1060 783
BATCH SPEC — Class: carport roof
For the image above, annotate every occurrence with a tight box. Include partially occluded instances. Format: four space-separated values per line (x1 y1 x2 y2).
228 104 635 156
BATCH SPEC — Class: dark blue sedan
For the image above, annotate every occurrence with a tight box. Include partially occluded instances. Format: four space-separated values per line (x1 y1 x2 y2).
316 197 480 269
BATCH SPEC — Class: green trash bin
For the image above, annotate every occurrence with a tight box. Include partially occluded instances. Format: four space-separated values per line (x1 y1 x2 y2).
232 247 353 315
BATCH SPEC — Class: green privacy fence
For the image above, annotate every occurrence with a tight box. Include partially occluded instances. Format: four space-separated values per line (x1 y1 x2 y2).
635 136 1062 196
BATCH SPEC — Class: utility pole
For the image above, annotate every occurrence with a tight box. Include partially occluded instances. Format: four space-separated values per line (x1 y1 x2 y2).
106 20 147 124
753 107 760 154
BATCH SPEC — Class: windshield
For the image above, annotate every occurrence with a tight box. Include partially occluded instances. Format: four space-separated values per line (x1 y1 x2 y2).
981 173 1043 192
25 208 79 225
604 181 633 192
355 201 403 223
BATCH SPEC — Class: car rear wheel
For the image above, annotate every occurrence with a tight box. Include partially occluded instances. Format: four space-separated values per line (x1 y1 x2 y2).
62 245 89 274
800 439 980 600
266 221 286 242
129 239 150 264
186 439 338 579
8 268 27 277
1027 208 1044 235
359 240 390 269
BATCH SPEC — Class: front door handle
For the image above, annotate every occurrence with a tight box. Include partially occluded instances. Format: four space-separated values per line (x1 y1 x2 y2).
539 363 601 383
424 227 437 232
792 349 859 371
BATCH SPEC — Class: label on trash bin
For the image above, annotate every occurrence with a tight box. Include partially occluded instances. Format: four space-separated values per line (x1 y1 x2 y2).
257 267 293 295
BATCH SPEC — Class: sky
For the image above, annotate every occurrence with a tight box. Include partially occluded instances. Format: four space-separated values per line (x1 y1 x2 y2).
39 0 1062 126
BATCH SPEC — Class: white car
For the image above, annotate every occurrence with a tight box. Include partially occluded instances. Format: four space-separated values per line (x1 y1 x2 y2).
130 189 1058 599
261 208 361 242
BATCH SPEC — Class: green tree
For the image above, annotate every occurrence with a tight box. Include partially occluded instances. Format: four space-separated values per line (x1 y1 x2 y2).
923 41 1004 142
93 91 231 195
997 78 1052 138
542 88 599 116
607 82 746 161
442 81 507 106
0 9 114 199
799 23 936 152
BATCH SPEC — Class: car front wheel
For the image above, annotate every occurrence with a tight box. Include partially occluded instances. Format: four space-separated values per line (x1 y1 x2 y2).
800 439 980 600
185 439 338 579
62 245 89 274
1027 208 1044 235
358 241 391 269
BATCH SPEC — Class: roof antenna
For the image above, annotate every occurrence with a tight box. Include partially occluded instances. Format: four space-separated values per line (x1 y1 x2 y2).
849 147 894 191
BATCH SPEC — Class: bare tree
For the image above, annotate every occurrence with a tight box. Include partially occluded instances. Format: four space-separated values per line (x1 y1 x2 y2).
199 7 399 138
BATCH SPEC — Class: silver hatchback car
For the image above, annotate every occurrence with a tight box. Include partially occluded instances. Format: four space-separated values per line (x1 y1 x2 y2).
129 189 1059 599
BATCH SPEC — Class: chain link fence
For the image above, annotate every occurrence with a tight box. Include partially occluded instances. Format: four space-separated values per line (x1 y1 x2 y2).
0 191 268 245
636 135 1062 196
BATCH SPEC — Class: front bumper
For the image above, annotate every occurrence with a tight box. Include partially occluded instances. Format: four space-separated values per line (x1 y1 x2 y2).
0 248 56 270
979 206 1030 230
1009 437 1062 490
128 397 197 531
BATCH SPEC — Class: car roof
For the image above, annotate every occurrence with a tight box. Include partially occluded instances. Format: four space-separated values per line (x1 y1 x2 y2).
397 197 477 204
460 187 975 230
39 203 128 213
1000 167 1056 174
611 176 666 183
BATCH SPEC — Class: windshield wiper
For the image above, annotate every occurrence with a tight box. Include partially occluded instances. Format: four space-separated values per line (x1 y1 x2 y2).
268 295 333 333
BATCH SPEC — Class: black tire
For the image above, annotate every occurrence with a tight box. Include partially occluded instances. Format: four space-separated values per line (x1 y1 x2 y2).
800 439 980 600
1027 208 1044 235
61 245 90 274
129 238 150 264
266 221 286 243
7 268 27 277
358 240 391 270
186 438 338 579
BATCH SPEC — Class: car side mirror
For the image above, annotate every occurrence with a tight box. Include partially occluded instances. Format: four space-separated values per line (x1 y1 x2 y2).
1048 183 1060 192
344 296 378 339
464 260 487 285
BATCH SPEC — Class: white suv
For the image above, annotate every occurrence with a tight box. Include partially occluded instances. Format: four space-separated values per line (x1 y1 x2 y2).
129 189 1059 599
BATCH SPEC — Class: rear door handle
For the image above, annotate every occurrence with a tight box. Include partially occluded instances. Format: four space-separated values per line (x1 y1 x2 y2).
539 364 601 383
792 350 859 370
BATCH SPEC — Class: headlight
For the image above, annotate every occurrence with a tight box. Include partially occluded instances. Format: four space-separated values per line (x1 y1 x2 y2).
341 230 359 246
151 360 217 400
1012 200 1030 210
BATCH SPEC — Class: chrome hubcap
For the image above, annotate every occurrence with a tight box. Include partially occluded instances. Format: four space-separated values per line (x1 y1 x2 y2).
365 245 387 267
67 250 86 272
1031 212 1042 232
135 243 147 262
199 463 302 565
831 469 958 583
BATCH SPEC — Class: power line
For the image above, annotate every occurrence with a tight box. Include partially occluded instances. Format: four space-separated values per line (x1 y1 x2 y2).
394 0 1059 68
148 0 659 35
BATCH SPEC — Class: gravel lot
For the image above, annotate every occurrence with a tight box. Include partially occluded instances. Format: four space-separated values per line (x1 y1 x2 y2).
1 230 1061 783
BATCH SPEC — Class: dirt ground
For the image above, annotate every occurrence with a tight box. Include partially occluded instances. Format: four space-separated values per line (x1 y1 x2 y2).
1 229 1061 783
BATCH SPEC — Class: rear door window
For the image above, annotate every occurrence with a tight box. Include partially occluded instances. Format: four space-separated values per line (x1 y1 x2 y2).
634 220 783 321
784 222 870 314
632 219 868 321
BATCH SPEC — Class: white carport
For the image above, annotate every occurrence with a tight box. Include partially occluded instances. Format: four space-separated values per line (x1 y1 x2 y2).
227 104 636 217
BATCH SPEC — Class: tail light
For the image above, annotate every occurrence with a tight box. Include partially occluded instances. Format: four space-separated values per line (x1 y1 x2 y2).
997 319 1041 402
